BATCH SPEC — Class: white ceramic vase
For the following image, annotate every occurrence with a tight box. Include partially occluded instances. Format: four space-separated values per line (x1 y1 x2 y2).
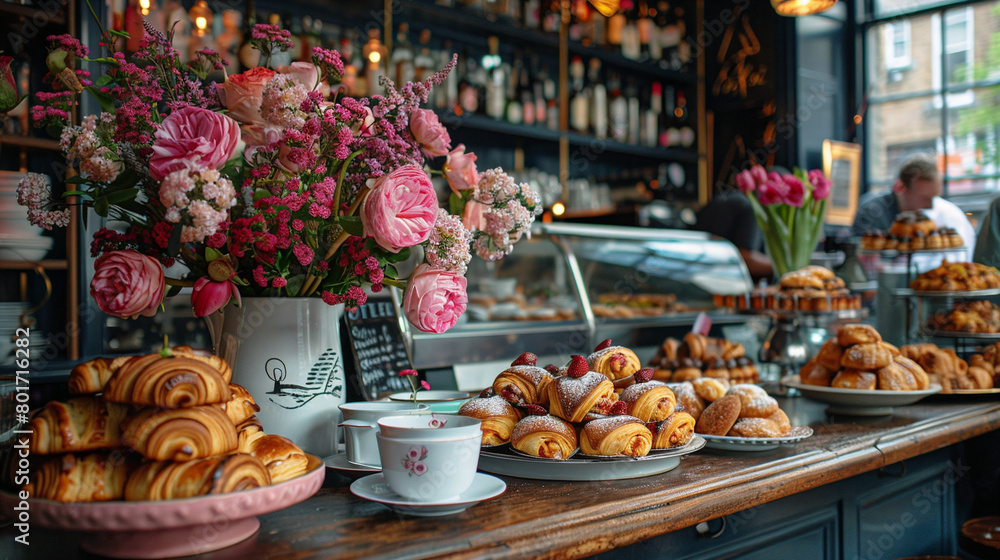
204 297 346 457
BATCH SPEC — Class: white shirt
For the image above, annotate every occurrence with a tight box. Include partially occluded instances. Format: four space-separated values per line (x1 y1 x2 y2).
909 196 976 271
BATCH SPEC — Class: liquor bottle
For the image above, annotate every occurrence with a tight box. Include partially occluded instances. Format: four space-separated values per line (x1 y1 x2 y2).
625 79 640 145
461 48 485 115
436 40 458 110
588 58 607 140
391 23 415 86
539 64 558 131
413 29 435 83
568 56 589 134
607 4 625 51
361 28 388 96
620 4 641 60
515 54 536 125
529 55 546 125
523 0 541 29
637 1 654 61
608 72 628 143
483 36 508 119
643 82 661 148
506 54 523 124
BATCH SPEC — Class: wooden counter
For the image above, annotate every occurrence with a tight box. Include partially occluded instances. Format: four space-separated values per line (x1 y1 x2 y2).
4 395 1000 560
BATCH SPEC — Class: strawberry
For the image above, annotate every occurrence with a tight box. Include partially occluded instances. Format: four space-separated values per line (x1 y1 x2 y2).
566 355 589 378
511 352 538 366
499 387 518 402
634 368 655 383
610 401 628 416
479 387 495 398
544 364 560 375
525 404 547 416
594 339 613 352
647 422 658 432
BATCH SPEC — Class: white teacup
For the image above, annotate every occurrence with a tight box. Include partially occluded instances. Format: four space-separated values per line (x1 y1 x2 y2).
376 414 482 441
338 402 430 467
376 431 481 502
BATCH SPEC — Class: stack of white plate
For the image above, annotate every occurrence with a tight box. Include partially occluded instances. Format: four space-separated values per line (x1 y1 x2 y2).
0 301 29 361
0 171 53 261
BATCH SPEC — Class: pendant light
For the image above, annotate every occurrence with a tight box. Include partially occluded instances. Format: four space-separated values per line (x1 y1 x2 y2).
770 0 837 16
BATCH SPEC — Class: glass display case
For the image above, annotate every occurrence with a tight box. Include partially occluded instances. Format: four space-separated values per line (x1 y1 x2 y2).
403 222 753 370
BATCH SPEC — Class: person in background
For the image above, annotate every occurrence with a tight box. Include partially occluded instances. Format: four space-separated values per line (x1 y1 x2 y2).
973 195 1000 269
694 188 773 283
851 155 976 260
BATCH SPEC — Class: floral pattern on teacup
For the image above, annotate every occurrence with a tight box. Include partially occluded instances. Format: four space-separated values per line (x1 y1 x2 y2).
402 445 429 476
427 415 447 429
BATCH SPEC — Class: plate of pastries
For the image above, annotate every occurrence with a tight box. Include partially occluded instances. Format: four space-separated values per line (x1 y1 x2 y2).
860 211 964 253
900 342 1000 394
646 332 761 385
459 341 706 481
784 325 941 415
0 345 324 559
712 265 862 313
908 261 1000 294
591 292 688 318
924 300 1000 336
691 385 812 452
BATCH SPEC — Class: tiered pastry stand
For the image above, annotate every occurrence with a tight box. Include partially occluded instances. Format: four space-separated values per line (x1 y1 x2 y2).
898 287 1000 353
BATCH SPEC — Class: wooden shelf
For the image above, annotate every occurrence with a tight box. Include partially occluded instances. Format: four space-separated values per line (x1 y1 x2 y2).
438 111 562 143
0 259 68 270
0 2 65 25
564 130 699 162
0 134 61 151
398 0 560 51
566 42 696 85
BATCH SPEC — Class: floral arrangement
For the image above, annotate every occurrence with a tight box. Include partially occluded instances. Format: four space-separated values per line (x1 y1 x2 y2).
398 368 429 403
18 21 541 333
735 164 832 277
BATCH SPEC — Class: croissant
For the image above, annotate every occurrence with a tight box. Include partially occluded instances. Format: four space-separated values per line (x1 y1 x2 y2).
67 356 133 395
28 396 129 455
121 406 238 461
648 411 696 448
619 380 676 422
25 451 140 502
214 383 260 425
236 416 265 454
124 453 271 501
580 416 652 457
458 395 522 445
493 365 553 406
105 352 232 409
547 371 618 422
511 415 578 459
588 346 642 380
244 434 309 484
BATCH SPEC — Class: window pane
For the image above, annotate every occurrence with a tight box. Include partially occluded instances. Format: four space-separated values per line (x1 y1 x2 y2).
874 0 958 18
867 14 935 97
866 96 941 188
944 7 974 85
946 86 1000 194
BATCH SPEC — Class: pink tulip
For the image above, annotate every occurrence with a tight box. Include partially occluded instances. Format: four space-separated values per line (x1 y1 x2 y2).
191 275 242 317
750 165 768 187
90 251 165 319
402 264 468 333
360 164 438 253
409 108 451 158
782 174 805 207
444 144 479 193
735 169 755 193
756 182 784 206
808 169 832 201
149 106 241 180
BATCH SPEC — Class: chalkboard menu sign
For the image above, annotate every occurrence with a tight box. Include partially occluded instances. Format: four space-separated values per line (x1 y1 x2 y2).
344 296 413 400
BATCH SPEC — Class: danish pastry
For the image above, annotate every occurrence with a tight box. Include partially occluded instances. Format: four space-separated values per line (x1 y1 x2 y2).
816 340 844 371
588 345 642 380
728 417 784 438
28 396 129 455
667 382 706 421
25 451 141 502
547 371 618 422
799 359 835 387
837 324 882 347
727 384 779 418
840 342 893 370
67 356 132 395
619 375 676 422
648 411 696 448
511 413 578 459
579 415 653 457
767 408 792 435
493 365 553 406
458 395 522 446
694 394 742 436
214 383 260 425
830 369 877 390
124 453 271 501
691 377 729 402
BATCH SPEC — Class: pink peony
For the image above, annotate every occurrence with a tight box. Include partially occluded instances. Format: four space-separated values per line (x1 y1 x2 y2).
217 67 275 126
90 251 164 319
360 164 438 253
809 169 832 200
750 165 768 187
149 106 241 180
444 144 479 193
402 264 468 334
409 108 451 158
278 62 321 91
735 169 755 193
191 276 242 317
782 173 805 207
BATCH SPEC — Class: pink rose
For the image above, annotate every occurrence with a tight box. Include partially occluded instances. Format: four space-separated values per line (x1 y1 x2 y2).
409 108 451 158
360 164 438 253
461 200 489 231
217 67 275 126
90 251 165 319
402 264 468 334
278 62 320 91
782 174 805 207
444 144 479 193
191 276 242 317
809 169 832 201
735 169 755 193
149 106 241 180
750 165 768 187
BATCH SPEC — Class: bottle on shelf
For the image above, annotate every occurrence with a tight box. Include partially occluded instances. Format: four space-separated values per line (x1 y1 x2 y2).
390 22 415 86
483 36 508 120
361 28 388 96
620 3 641 61
457 47 483 115
608 72 628 143
436 40 458 111
625 79 640 145
530 55 548 126
642 82 659 148
568 56 589 134
523 0 541 29
539 63 558 131
413 29 435 83
588 58 607 140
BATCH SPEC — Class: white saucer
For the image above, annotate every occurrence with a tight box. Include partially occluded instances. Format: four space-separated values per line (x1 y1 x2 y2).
350 472 506 517
324 453 380 479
